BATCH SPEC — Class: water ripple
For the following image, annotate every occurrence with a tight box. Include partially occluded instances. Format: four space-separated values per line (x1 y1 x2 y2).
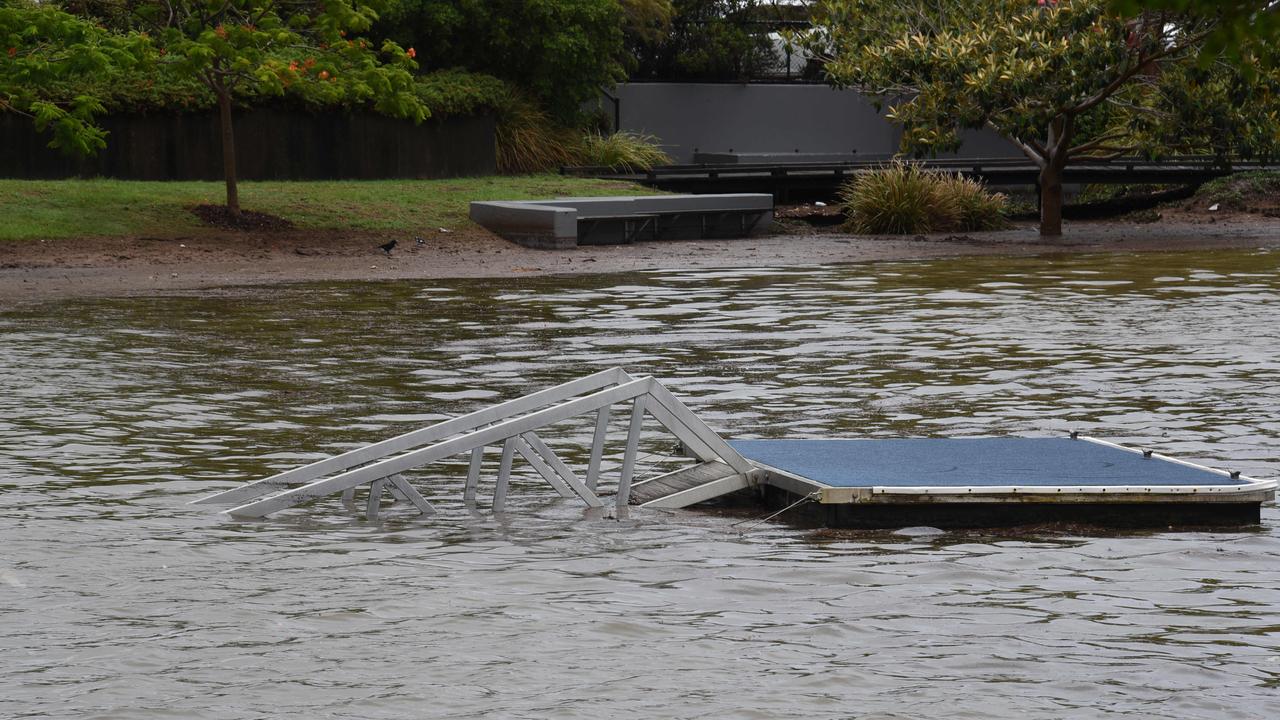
1 249 1278 719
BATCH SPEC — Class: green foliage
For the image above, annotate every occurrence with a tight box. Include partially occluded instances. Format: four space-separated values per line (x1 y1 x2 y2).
1 1 149 154
1195 171 1280 210
620 0 674 44
92 0 429 213
1108 2 1280 65
579 131 672 171
376 0 625 123
494 89 584 174
629 0 781 80
142 1 426 123
840 163 1007 235
943 174 1010 231
811 0 1280 235
412 70 507 117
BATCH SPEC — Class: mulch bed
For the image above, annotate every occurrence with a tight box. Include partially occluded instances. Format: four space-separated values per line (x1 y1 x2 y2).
191 204 294 231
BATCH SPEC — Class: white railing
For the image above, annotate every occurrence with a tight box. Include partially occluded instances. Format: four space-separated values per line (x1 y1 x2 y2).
194 368 753 519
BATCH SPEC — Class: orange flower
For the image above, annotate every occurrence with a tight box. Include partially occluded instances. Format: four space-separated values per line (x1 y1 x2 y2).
304 58 316 68
339 30 347 37
289 60 299 72
319 70 329 80
406 47 416 59
6 47 15 58
215 25 227 39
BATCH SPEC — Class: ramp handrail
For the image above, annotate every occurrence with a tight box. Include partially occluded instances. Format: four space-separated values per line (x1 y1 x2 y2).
196 368 753 519
194 367 634 506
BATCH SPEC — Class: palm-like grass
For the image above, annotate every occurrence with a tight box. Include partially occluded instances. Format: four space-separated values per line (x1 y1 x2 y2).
579 131 672 172
840 162 1007 234
494 91 583 174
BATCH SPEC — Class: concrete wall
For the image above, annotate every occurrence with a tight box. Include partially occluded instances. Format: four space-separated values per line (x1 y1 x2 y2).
611 83 1021 163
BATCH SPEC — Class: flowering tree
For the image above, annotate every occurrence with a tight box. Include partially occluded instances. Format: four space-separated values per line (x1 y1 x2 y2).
1 1 148 155
140 0 426 218
809 0 1280 236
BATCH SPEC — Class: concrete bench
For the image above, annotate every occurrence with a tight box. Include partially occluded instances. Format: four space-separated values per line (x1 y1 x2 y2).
469 193 773 249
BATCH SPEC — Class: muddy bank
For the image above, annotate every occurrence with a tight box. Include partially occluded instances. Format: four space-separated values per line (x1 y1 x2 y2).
2 217 1278 305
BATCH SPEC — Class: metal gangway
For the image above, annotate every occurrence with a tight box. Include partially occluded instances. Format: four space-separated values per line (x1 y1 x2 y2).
194 368 761 519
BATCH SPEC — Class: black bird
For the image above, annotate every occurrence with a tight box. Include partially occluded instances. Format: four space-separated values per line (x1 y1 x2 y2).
379 239 398 256
414 235 426 246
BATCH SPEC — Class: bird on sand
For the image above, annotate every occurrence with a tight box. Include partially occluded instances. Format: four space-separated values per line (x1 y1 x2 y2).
379 239 398 256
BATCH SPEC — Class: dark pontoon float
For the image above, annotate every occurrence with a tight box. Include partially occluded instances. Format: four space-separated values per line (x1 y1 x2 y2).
198 370 1275 528
727 436 1273 528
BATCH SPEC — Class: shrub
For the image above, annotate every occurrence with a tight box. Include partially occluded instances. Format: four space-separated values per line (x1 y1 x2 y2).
939 174 1010 231
840 163 1007 234
412 70 507 118
494 89 584 174
1194 171 1280 210
840 162 958 234
375 0 626 124
579 131 671 172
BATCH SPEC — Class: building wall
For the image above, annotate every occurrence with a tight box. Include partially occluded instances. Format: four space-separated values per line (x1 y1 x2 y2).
610 83 1020 163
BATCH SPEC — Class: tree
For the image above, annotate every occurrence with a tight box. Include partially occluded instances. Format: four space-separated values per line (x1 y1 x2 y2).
376 0 625 124
621 0 674 44
1 0 148 155
809 0 1280 236
129 1 426 218
628 0 781 81
1109 1 1280 62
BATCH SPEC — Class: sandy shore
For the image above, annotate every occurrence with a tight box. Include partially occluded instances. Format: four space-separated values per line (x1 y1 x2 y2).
2 216 1278 306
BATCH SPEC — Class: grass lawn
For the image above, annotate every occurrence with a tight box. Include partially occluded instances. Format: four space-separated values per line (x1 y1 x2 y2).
0 175 651 241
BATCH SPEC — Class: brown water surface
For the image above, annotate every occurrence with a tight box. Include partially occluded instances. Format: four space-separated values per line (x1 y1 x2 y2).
2 249 1278 718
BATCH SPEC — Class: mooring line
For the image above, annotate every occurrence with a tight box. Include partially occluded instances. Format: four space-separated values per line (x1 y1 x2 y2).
732 490 821 532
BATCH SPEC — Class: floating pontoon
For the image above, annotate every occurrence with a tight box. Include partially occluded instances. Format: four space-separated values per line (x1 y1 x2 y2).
196 370 1275 528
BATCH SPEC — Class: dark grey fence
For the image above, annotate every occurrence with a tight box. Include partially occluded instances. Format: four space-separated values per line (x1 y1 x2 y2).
0 109 495 180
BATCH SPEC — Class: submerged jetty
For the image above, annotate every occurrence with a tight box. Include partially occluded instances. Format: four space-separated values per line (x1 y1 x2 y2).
197 369 1275 528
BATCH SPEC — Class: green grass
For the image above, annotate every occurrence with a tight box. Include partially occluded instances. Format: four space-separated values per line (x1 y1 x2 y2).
1193 171 1280 210
0 175 651 241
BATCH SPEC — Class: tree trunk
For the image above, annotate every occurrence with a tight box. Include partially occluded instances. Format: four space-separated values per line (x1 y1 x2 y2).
216 87 240 218
1038 162 1064 237
1037 116 1074 237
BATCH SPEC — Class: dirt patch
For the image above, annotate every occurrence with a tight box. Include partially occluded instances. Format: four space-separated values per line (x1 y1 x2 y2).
3 216 1280 306
191 204 295 232
775 202 844 223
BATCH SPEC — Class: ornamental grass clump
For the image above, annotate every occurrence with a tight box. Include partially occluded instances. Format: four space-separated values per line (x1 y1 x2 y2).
840 162 958 234
579 131 672 172
939 173 1010 231
840 163 1007 234
495 90 583 174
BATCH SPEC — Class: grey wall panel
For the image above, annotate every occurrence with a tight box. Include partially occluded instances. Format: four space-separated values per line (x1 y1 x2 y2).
612 83 1021 163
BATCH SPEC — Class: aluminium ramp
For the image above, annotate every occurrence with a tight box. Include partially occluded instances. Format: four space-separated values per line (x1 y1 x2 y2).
627 460 751 508
194 368 758 519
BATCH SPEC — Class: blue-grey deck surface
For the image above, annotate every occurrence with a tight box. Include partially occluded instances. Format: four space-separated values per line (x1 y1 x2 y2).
728 438 1245 488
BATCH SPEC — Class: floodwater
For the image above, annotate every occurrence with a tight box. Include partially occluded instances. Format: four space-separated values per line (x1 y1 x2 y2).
2 248 1278 719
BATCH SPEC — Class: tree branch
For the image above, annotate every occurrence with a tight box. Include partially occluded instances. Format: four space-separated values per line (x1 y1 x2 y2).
989 121 1046 168
1068 131 1131 155
1070 28 1212 116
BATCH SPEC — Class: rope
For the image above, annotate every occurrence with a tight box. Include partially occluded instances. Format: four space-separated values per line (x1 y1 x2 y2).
731 490 821 532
